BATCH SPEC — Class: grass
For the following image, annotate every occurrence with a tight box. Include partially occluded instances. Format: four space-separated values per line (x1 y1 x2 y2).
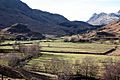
25 52 120 71
0 40 120 78
40 42 115 54
0 40 118 66
0 40 115 53
0 59 8 66
41 47 111 53
0 46 13 49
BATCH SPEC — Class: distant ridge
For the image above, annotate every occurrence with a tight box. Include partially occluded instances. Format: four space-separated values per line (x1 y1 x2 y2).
87 11 120 25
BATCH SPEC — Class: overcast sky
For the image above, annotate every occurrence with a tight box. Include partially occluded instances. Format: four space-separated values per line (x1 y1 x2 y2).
21 0 120 21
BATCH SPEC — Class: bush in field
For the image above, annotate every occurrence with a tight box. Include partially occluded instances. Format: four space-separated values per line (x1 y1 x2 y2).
103 58 120 80
74 57 99 78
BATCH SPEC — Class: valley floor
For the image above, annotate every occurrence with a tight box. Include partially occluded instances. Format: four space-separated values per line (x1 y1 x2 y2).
0 40 120 80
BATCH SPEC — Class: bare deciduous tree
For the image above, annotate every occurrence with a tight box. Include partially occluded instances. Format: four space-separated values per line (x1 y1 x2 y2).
57 59 73 80
43 58 73 80
7 53 21 67
103 58 120 80
74 57 99 79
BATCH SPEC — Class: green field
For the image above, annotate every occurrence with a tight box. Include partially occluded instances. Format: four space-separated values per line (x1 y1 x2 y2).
0 40 118 66
26 52 119 66
24 52 120 75
0 40 115 54
0 40 120 78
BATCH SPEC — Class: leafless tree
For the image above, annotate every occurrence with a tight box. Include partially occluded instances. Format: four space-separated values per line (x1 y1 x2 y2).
57 59 73 80
74 57 99 78
7 53 21 67
103 58 120 80
43 58 73 80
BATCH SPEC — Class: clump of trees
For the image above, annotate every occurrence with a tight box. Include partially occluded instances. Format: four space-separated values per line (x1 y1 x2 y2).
12 41 41 57
64 36 91 43
8 42 41 67
8 53 21 67
18 42 41 57
43 58 73 80
28 57 100 80
24 56 120 80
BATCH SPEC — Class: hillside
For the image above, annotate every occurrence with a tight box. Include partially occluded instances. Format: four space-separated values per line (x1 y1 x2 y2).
0 0 99 36
1 23 45 40
84 20 120 38
100 20 120 35
87 11 120 25
59 21 101 35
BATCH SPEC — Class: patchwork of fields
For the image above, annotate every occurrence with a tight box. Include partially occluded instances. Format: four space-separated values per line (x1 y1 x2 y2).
0 40 118 66
26 52 120 67
0 40 120 79
0 40 116 54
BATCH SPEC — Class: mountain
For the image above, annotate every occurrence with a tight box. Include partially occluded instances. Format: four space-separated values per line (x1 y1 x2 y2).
0 0 69 36
59 21 101 35
0 0 98 36
1 23 45 40
87 11 120 25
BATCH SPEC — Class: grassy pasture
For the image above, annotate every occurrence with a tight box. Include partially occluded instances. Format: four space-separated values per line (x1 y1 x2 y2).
25 52 120 76
24 52 109 68
40 42 115 54
0 40 118 66
0 40 120 78
0 40 115 54
26 52 119 66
